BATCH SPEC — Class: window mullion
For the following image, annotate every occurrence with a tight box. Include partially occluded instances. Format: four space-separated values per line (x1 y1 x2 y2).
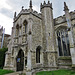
65 31 69 56
60 30 64 56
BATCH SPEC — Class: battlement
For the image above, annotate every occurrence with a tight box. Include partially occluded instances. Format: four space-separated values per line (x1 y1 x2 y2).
14 8 42 22
54 11 75 25
32 11 42 18
54 15 66 25
40 1 52 10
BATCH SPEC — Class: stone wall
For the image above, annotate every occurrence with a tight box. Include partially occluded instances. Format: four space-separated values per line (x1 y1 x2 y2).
54 11 75 70
58 56 72 69
4 1 75 74
32 15 42 66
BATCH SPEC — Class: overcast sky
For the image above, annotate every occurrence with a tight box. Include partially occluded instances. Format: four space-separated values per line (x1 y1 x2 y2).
0 0 75 34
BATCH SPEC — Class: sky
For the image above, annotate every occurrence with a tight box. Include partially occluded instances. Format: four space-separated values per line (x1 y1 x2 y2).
0 0 75 35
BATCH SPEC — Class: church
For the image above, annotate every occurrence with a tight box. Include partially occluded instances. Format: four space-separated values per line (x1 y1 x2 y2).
4 0 75 75
0 26 10 48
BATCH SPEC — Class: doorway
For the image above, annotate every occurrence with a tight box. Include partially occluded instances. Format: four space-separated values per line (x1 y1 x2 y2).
16 50 24 71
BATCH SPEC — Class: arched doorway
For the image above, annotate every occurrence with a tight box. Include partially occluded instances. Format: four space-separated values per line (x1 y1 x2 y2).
16 50 24 71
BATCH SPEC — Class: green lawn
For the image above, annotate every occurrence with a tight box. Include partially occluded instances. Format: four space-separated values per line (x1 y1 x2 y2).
0 69 14 75
0 69 75 75
36 69 75 75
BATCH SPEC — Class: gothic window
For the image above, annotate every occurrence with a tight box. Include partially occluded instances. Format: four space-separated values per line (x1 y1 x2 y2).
66 33 70 55
16 24 19 36
25 57 27 67
23 20 28 33
36 46 41 63
57 35 63 56
19 26 22 35
57 29 70 56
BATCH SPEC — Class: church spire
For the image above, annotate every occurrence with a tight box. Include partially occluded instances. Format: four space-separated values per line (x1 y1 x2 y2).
29 0 32 9
64 2 69 11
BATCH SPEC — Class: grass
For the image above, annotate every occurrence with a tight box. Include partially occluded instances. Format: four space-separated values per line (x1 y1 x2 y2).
0 69 14 75
0 69 75 75
36 69 75 75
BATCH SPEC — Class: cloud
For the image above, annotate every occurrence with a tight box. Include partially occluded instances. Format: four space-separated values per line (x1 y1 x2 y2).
1 0 75 18
66 0 75 11
0 8 13 18
0 0 75 34
0 13 13 34
6 0 29 12
5 0 75 18
0 0 12 10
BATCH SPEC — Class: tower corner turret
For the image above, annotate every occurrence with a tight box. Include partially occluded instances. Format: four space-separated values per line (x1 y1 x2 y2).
40 0 53 11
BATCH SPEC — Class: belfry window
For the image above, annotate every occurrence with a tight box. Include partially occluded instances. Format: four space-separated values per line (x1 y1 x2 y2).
57 29 70 56
23 20 28 33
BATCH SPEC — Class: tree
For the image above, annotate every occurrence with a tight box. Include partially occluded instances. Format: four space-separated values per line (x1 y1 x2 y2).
0 48 8 69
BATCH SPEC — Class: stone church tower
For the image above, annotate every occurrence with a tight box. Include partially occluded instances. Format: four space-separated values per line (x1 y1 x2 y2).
4 0 75 75
40 1 57 67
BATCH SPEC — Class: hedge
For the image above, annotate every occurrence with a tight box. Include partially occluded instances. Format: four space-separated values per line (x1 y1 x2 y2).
0 48 8 69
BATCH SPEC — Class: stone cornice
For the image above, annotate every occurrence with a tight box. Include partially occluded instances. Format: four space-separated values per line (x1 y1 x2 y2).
12 42 27 48
54 18 75 26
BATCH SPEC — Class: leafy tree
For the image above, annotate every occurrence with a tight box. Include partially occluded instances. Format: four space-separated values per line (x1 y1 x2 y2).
0 48 8 69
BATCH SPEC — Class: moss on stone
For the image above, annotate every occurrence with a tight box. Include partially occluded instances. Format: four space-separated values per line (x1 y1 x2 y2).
58 56 71 60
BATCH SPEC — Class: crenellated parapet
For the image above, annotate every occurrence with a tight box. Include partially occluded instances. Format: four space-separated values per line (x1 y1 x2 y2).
32 11 42 18
14 8 30 21
14 8 42 22
40 1 52 10
13 0 42 22
54 15 66 26
54 11 75 26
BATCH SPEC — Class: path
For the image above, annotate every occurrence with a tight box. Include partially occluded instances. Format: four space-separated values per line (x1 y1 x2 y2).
5 71 23 75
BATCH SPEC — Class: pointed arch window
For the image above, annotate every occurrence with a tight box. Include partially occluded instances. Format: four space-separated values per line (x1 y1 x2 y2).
36 46 41 63
57 29 70 56
16 24 19 36
57 35 63 56
23 20 28 33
